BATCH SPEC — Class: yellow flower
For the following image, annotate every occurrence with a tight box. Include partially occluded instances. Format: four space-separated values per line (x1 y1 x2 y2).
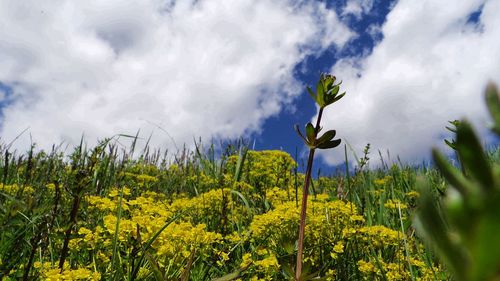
217 251 230 265
374 176 392 187
254 255 280 271
384 199 408 210
0 184 35 195
326 269 337 280
241 253 253 268
40 263 100 280
405 191 420 198
358 225 403 247
333 242 344 253
358 260 377 274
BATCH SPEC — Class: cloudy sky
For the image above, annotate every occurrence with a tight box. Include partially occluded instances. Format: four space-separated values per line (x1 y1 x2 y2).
0 0 498 168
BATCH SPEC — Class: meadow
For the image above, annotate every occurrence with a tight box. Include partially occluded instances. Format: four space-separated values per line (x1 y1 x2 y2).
1 78 499 281
0 139 450 280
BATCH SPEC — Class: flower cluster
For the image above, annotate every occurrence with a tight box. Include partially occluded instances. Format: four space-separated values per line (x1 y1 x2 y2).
13 149 447 280
34 262 100 281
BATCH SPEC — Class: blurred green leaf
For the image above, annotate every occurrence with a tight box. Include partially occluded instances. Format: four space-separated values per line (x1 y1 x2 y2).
471 198 500 280
416 180 469 279
417 82 500 281
486 83 500 135
432 149 474 197
444 139 456 150
455 121 494 191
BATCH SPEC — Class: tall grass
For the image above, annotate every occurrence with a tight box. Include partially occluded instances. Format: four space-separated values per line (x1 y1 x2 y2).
0 133 463 280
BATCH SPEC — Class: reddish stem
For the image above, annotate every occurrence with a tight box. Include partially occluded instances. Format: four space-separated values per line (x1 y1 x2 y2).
295 107 323 280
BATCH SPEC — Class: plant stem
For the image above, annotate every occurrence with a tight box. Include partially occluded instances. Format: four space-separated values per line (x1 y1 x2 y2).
295 107 323 280
59 192 82 270
23 229 42 281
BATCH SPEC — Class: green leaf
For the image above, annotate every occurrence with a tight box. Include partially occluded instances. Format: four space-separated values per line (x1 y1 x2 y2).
444 139 456 150
432 149 474 197
316 130 336 146
455 121 494 191
485 83 500 135
230 190 250 211
234 146 248 182
316 81 325 107
306 86 317 104
332 92 346 103
445 126 456 133
471 196 500 280
416 83 500 281
322 73 336 89
446 120 460 133
444 188 479 242
415 180 469 279
317 139 341 149
295 124 309 145
306 122 315 143
328 84 340 96
132 215 181 280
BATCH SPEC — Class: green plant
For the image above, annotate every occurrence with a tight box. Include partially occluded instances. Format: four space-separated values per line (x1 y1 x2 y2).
444 120 461 151
294 73 345 280
416 82 500 281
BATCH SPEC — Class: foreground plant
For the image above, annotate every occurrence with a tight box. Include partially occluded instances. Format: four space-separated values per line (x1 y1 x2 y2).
416 82 500 281
294 73 345 280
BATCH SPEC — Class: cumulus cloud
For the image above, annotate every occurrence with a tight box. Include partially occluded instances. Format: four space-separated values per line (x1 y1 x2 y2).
319 0 500 166
0 0 354 152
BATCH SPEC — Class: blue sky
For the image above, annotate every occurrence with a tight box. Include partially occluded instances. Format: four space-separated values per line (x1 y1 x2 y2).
0 0 498 171
254 0 396 172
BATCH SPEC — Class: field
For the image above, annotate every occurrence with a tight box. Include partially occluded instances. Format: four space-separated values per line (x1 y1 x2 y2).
0 139 463 281
2 82 500 281
2 81 500 281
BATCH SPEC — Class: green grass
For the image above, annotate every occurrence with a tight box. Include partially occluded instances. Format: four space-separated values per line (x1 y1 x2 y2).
0 136 469 280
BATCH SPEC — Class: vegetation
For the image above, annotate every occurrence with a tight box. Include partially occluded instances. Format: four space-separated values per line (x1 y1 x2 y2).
0 77 499 280
416 82 500 281
294 73 344 280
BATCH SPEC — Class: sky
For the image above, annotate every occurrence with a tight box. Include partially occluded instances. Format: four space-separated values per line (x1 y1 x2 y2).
0 0 499 171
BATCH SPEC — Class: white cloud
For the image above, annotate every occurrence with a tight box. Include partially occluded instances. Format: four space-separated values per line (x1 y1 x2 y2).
0 0 354 152
320 0 500 166
342 0 374 19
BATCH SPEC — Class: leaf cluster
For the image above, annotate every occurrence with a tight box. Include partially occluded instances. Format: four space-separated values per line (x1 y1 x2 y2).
295 124 341 150
307 73 345 109
416 83 500 281
295 73 345 150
